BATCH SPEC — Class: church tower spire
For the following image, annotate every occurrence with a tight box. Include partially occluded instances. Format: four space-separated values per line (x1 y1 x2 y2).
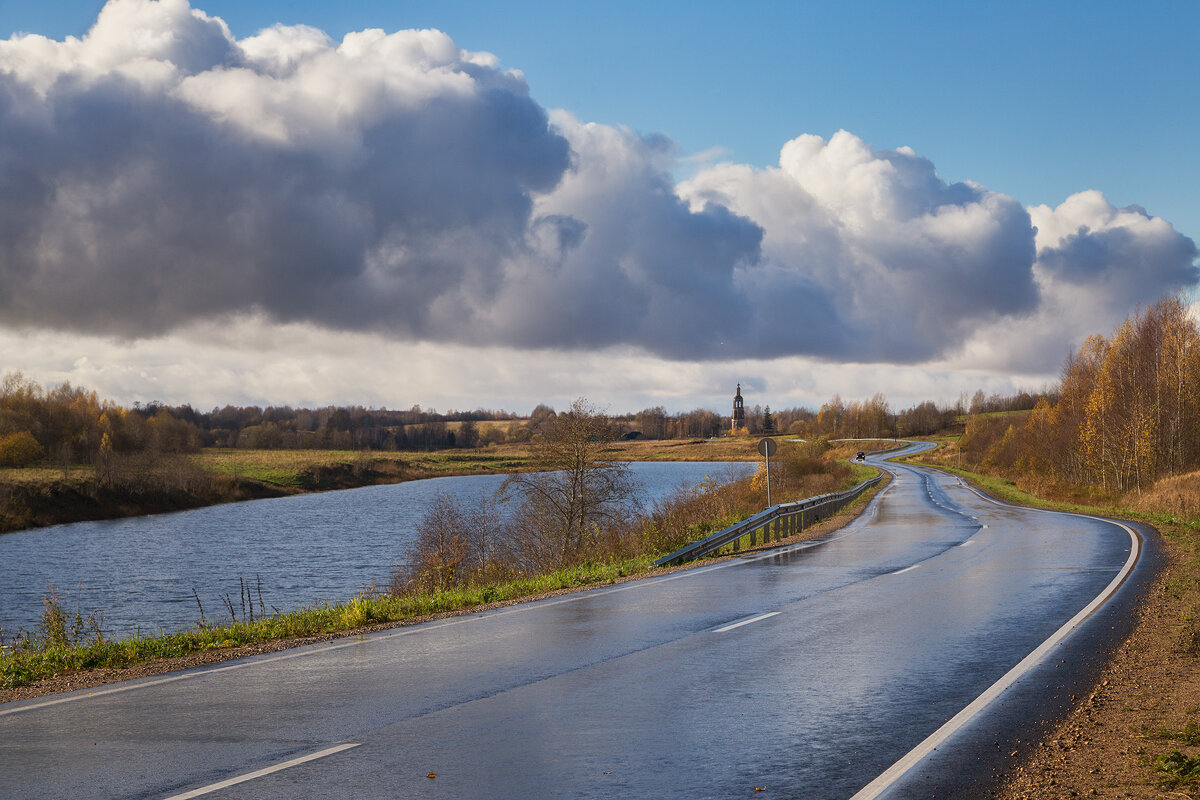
731 383 745 434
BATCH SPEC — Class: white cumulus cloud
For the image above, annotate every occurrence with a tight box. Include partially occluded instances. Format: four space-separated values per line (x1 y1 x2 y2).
0 0 1195 381
680 130 1040 361
953 191 1200 372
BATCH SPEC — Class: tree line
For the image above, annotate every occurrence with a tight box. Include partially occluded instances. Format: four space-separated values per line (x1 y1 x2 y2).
0 367 1057 469
0 310 1130 480
0 378 535 466
960 293 1200 497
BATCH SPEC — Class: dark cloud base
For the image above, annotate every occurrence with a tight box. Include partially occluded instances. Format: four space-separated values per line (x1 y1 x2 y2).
0 0 1195 370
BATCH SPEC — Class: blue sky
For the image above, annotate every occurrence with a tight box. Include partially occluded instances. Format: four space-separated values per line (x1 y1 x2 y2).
0 0 1197 413
5 0 1196 240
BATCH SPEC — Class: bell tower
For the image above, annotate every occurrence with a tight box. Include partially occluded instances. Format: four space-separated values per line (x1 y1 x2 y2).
731 383 745 434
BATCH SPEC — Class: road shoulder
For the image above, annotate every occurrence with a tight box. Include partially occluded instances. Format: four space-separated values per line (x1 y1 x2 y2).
994 521 1196 799
907 457 1198 799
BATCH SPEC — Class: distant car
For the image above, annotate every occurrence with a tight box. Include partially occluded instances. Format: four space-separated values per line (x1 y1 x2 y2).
856 451 866 461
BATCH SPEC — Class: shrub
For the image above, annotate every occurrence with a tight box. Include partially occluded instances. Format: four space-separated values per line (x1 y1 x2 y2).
1155 750 1200 786
0 430 44 467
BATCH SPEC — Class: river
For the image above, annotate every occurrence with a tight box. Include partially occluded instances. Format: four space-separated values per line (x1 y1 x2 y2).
0 461 752 638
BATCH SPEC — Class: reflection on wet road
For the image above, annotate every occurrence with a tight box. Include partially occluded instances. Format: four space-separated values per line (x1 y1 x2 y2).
0 444 1139 799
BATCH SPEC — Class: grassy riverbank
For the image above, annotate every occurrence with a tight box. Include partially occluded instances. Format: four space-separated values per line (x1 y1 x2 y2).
0 438 783 534
0 449 534 533
0 558 655 691
0 436 891 534
0 444 888 697
901 446 1200 798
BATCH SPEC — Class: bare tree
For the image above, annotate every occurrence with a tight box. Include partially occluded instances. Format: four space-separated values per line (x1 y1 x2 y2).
394 490 512 595
498 398 638 570
400 493 470 592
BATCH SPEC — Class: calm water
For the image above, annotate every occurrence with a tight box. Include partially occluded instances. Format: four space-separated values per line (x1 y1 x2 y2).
0 461 751 637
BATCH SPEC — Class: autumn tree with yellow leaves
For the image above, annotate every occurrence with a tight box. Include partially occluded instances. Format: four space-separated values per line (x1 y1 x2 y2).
961 293 1200 497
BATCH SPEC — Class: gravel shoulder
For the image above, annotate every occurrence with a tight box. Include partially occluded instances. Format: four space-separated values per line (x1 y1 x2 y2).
993 522 1200 799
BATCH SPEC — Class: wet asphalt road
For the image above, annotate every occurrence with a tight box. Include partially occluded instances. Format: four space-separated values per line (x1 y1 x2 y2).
0 444 1148 799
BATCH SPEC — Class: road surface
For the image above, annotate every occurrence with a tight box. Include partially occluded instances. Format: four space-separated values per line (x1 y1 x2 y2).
0 443 1155 799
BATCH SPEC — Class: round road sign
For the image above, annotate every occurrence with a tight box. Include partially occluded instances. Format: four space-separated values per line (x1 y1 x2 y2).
757 437 777 457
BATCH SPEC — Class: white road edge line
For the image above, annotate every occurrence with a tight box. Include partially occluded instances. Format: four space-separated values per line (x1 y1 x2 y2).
891 565 919 575
712 612 780 633
161 742 360 800
849 486 1140 799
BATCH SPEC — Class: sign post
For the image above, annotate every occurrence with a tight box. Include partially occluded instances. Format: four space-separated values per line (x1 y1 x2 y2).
757 437 777 507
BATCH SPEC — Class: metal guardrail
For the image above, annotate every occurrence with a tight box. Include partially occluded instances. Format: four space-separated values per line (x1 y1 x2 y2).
653 474 884 567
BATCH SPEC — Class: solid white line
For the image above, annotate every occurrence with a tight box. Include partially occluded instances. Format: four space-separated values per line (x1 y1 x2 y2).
712 612 780 633
161 743 360 800
891 565 919 575
959 540 974 547
849 499 1140 798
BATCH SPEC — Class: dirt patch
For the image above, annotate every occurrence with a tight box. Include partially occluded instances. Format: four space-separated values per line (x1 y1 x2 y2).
0 475 890 705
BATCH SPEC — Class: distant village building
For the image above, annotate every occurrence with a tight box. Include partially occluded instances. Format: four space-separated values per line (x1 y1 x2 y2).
731 383 746 434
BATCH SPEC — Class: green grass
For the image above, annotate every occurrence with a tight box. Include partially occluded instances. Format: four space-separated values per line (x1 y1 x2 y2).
228 466 309 486
197 448 537 487
896 455 1114 517
414 452 532 471
846 462 880 485
1149 721 1200 746
900 457 1200 538
1155 749 1200 787
0 557 656 689
200 449 361 486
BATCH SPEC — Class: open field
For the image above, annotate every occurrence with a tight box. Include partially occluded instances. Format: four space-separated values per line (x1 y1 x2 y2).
0 467 87 485
197 447 535 487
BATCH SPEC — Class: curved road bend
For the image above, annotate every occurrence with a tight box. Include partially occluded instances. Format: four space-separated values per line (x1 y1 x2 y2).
0 443 1153 799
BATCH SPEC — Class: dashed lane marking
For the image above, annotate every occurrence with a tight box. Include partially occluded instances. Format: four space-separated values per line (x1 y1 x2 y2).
712 612 780 633
161 743 360 800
